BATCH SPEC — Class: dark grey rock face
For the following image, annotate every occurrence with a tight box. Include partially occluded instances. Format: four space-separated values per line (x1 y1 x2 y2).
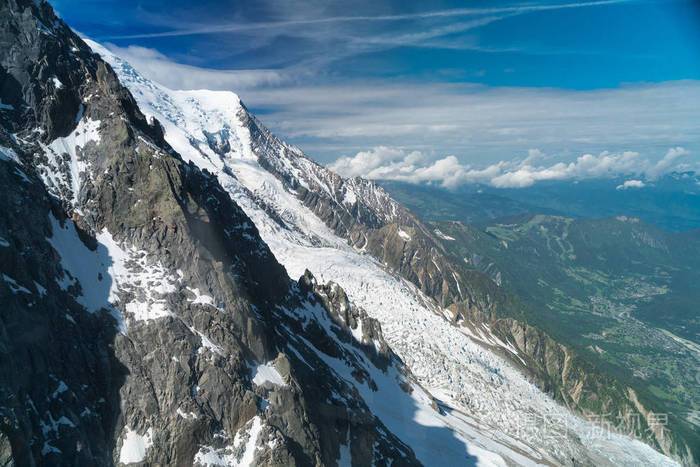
0 1 422 465
0 158 125 466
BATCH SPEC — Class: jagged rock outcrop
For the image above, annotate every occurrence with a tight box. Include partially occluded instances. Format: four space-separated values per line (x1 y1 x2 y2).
300 271 392 370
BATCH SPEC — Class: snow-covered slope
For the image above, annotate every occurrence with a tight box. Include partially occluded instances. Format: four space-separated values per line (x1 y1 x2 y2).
89 40 677 466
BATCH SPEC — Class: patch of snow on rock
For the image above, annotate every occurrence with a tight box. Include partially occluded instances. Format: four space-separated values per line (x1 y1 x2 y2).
194 416 264 467
40 117 101 205
0 145 21 164
434 229 455 241
188 326 225 356
119 427 153 464
2 274 31 294
47 214 176 326
252 362 286 387
186 287 224 311
176 408 199 420
47 214 122 313
397 229 411 242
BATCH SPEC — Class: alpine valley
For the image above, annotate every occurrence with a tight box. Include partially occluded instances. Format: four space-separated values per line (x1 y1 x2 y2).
0 1 693 466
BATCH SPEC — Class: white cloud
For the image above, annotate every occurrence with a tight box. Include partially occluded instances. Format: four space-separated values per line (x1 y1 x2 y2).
645 146 690 180
616 179 646 190
330 146 697 189
490 150 644 188
330 146 422 178
101 44 288 91
330 148 496 188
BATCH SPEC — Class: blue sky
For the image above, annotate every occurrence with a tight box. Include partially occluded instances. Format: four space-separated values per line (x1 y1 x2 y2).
54 0 700 184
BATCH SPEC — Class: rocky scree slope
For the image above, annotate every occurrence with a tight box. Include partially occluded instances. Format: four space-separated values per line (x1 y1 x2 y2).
0 1 457 465
89 34 682 467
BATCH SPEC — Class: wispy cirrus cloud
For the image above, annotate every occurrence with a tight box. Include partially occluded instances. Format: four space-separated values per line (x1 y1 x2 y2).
330 146 698 188
100 0 633 40
94 0 638 79
100 9 517 76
